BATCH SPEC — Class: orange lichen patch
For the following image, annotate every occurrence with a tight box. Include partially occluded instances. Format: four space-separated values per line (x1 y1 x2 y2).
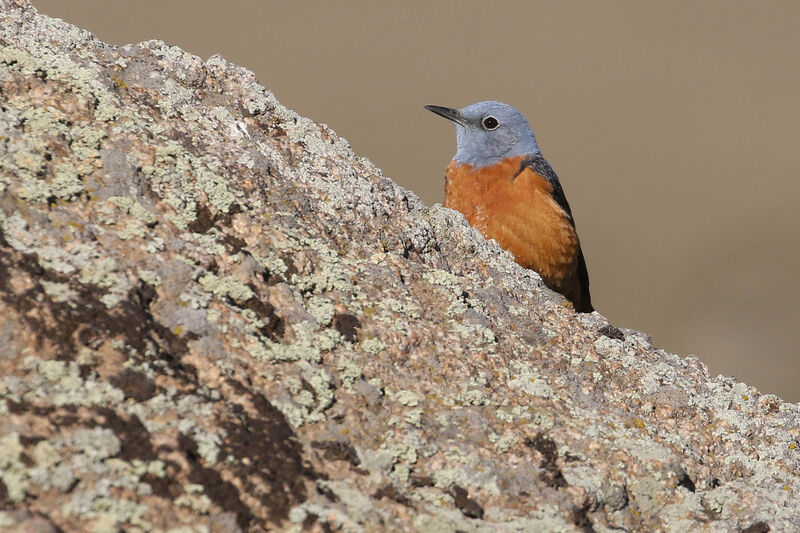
112 75 127 89
444 156 579 292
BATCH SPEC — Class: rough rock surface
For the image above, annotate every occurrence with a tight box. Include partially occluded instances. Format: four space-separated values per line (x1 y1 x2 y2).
0 2 798 531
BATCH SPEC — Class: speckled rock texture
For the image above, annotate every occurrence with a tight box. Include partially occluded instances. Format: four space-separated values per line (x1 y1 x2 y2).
0 2 798 532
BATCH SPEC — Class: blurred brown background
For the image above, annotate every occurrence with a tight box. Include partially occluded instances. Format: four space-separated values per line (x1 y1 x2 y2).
32 1 800 401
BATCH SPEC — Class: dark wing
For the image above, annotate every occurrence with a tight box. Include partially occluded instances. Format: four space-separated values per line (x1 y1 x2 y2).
521 155 575 221
573 243 593 312
520 156 593 312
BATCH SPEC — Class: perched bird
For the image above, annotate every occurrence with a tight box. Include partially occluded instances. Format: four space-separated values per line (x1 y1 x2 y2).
425 101 593 312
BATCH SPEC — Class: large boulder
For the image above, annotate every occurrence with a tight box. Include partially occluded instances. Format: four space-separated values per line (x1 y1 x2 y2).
0 1 797 531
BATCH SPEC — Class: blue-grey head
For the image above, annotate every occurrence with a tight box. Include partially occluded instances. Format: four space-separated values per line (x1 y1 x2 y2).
425 101 540 168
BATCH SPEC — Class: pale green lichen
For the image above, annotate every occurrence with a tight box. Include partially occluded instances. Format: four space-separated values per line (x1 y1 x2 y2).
388 442 418 465
488 433 516 454
432 468 462 490
306 295 335 326
143 155 196 230
129 459 167 479
77 256 130 308
288 506 308 524
272 398 307 429
157 77 196 118
457 389 490 406
405 409 423 428
2 28 122 122
39 359 74 382
0 212 34 255
35 243 90 275
422 268 462 289
189 230 226 256
409 486 453 508
442 446 471 464
70 428 121 461
138 269 162 287
244 320 334 364
283 501 357 533
77 497 150 533
194 158 236 214
252 252 288 279
394 389 420 407
360 337 386 355
198 272 254 302
336 355 363 384
106 196 157 224
389 462 412 484
50 162 86 199
376 297 421 321
593 336 624 357
316 327 344 351
99 291 124 309
239 308 263 334
93 201 122 227
0 433 28 502
446 298 469 317
0 512 14 528
117 221 148 240
193 429 222 466
246 334 316 364
145 139 237 231
507 360 553 399
450 322 497 347
174 484 212 514
145 236 165 253
21 359 125 408
69 124 106 161
0 101 96 203
301 365 335 412
178 283 213 310
280 236 354 294
277 364 335 427
174 394 215 422
494 405 554 431
32 440 61 468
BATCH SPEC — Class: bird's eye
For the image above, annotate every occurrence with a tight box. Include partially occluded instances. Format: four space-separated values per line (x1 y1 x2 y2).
482 116 499 130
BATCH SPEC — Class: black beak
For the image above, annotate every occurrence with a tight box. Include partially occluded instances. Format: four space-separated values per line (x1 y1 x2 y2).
424 105 467 126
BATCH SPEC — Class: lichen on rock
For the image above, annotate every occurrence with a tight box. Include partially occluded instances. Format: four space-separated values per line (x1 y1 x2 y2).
1 1 799 531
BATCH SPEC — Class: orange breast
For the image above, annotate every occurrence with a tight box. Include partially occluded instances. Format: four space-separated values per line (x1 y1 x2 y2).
444 156 579 288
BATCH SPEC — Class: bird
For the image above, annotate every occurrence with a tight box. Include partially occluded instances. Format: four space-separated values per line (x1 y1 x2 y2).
425 101 593 312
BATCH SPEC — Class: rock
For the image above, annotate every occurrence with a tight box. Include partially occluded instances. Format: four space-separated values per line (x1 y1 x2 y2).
1 1 798 531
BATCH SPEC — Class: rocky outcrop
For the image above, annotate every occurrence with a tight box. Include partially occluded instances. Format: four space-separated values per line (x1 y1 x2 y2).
0 1 798 531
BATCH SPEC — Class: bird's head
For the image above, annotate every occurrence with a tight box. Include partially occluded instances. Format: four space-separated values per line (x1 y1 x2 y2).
425 100 540 168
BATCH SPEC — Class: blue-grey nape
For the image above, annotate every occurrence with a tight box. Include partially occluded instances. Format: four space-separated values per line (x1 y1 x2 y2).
425 101 540 168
